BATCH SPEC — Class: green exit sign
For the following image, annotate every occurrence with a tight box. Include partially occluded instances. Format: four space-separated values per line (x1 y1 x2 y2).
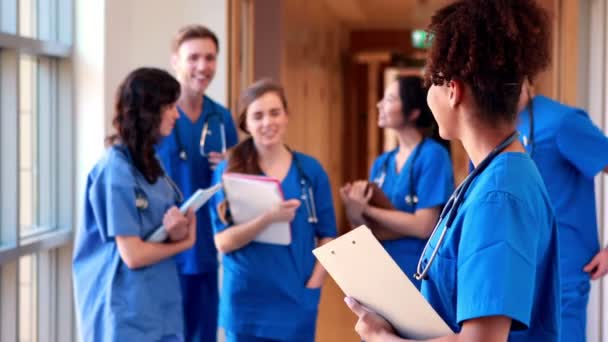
411 30 431 49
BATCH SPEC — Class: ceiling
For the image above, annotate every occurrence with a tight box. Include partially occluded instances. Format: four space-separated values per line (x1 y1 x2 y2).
323 0 450 29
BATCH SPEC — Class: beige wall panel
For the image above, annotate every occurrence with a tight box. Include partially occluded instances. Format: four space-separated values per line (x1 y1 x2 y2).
281 0 357 340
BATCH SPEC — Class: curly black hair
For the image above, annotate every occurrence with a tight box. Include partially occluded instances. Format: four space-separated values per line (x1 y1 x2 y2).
425 0 551 124
106 67 181 183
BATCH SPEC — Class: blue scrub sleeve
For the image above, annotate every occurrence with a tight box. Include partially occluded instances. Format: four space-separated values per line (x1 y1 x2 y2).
313 166 338 239
88 161 142 240
457 191 539 329
209 161 230 234
223 109 239 149
556 110 608 178
416 148 453 209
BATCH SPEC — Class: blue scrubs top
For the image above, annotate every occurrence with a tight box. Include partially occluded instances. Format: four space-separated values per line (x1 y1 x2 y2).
209 152 338 340
369 138 454 288
73 146 183 342
420 153 560 341
518 95 608 286
157 96 238 274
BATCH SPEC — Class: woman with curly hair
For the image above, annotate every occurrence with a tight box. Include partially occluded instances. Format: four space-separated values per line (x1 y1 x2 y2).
73 67 196 341
345 0 560 341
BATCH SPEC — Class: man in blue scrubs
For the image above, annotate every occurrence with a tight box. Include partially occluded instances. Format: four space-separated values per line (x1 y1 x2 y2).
157 25 238 342
518 80 608 342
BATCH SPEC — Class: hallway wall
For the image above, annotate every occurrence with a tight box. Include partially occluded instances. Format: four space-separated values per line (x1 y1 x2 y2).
279 1 356 340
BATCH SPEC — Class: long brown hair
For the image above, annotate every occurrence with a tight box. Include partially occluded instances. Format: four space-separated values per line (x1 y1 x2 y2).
105 67 180 183
226 79 288 174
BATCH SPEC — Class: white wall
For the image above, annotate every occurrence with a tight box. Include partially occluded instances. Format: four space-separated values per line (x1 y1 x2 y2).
75 0 229 204
74 0 107 208
582 0 608 341
104 0 229 132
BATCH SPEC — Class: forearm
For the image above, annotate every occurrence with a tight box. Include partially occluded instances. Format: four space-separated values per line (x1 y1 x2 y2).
342 200 365 227
405 317 509 342
116 237 191 269
364 206 437 239
345 208 366 227
214 213 272 253
307 237 334 286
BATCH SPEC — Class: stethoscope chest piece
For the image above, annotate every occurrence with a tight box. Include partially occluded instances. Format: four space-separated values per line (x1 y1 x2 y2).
135 190 149 210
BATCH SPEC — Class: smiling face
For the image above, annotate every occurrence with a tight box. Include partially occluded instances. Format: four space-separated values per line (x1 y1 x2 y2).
377 80 406 129
172 37 218 97
245 91 289 149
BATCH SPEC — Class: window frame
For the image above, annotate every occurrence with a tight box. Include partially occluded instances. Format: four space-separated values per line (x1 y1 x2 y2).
0 0 75 341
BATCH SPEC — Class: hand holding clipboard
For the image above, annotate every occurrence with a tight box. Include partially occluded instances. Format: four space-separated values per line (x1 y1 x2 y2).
313 227 452 340
146 184 222 242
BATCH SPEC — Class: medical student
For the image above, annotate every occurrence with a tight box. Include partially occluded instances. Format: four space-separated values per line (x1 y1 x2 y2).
209 79 337 342
73 68 196 341
345 0 560 341
518 79 608 342
340 75 453 289
156 25 238 342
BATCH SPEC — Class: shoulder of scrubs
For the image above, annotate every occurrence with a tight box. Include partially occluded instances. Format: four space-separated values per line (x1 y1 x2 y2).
204 95 239 149
415 139 454 209
368 149 394 182
293 152 338 238
209 160 230 234
456 155 548 330
555 106 608 178
88 147 142 240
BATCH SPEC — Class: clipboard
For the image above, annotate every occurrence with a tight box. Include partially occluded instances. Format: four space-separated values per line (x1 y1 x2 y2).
222 172 291 245
362 182 402 240
146 183 222 242
313 226 453 340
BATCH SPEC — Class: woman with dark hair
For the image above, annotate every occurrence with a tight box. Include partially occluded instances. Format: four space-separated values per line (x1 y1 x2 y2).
341 75 454 289
73 67 196 342
346 0 560 341
208 79 337 342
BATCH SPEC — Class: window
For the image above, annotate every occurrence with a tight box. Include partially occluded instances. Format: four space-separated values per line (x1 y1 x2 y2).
0 0 75 341
19 254 38 342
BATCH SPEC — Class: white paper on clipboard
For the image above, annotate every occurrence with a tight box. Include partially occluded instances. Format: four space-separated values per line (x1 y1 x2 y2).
313 226 453 340
222 172 291 245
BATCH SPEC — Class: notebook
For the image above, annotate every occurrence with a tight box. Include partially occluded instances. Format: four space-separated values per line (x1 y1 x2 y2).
222 172 291 245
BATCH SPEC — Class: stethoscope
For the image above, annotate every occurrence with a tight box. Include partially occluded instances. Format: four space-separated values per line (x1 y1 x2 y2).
373 138 426 207
174 100 226 161
287 147 319 224
118 146 184 211
414 131 519 281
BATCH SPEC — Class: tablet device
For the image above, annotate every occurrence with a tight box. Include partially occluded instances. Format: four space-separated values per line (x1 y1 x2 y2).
146 183 222 242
